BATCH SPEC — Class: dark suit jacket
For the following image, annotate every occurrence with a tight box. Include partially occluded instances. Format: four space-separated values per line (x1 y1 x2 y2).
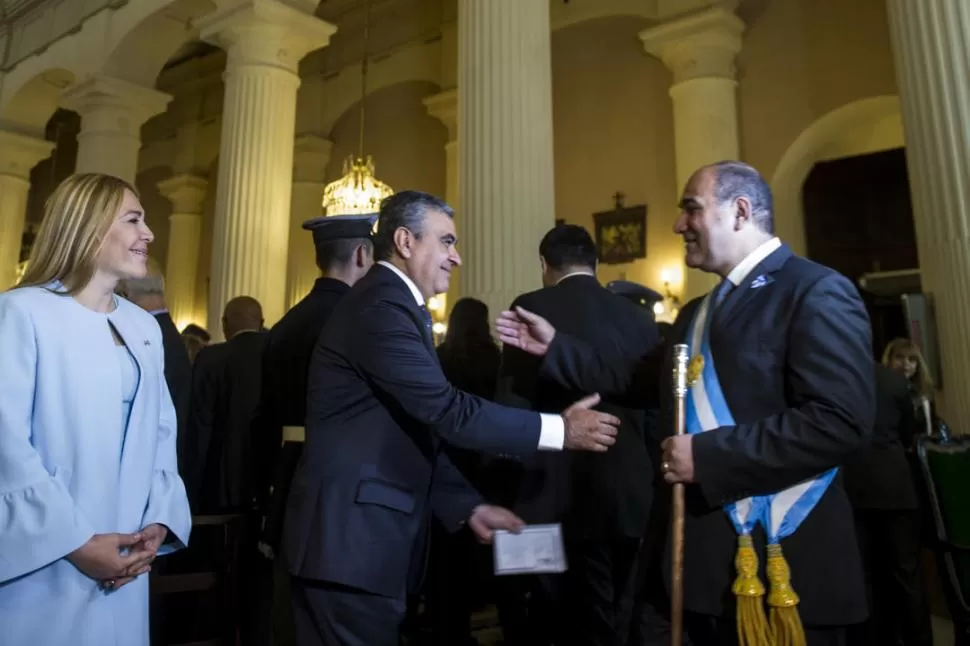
154 311 192 445
496 274 659 540
537 244 875 626
283 264 544 599
843 363 920 510
259 277 350 548
185 330 268 513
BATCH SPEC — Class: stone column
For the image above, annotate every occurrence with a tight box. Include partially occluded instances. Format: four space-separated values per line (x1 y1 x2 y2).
287 133 332 309
886 0 970 433
197 0 336 334
61 76 172 184
157 174 208 329
458 0 555 321
0 131 54 289
423 88 459 315
641 6 744 302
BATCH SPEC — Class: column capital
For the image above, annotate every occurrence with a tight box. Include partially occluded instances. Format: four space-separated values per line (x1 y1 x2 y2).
61 75 172 129
639 6 744 84
157 174 209 214
293 133 333 183
197 0 336 73
423 89 458 141
0 130 54 180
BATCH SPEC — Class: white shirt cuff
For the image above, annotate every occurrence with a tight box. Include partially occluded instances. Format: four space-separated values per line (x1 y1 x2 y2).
537 413 565 451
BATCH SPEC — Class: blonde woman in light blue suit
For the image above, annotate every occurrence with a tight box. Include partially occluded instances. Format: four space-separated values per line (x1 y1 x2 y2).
0 173 192 645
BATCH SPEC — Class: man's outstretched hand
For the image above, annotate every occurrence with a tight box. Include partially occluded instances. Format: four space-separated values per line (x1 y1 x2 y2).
496 306 555 356
562 393 619 452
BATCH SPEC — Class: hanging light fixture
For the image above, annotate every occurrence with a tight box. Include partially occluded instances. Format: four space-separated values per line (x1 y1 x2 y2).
322 0 393 216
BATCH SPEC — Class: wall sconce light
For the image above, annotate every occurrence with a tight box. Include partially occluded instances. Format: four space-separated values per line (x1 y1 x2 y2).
657 268 682 323
427 295 448 343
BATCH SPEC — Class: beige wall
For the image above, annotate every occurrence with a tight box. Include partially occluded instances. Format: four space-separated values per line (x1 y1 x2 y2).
739 0 900 244
552 15 680 294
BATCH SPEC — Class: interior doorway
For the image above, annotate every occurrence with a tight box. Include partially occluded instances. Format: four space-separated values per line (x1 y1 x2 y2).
801 147 919 356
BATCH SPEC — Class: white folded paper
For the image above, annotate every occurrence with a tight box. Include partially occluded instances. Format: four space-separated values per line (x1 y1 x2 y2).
492 523 568 575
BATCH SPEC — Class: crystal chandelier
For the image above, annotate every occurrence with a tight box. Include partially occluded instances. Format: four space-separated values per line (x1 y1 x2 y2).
322 155 392 216
322 0 392 217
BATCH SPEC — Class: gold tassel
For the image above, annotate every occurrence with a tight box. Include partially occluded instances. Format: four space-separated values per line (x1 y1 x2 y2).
766 543 807 646
732 535 771 646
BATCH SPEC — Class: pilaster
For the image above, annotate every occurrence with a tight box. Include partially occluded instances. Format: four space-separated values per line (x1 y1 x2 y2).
458 0 555 321
158 174 209 329
641 6 744 301
61 75 172 184
424 89 460 314
196 0 336 334
0 131 54 289
887 0 970 435
287 133 333 308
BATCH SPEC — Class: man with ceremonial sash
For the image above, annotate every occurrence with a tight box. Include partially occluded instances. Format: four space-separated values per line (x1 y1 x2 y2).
496 161 876 646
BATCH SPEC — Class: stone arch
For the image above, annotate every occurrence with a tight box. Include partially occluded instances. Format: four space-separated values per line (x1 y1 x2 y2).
771 96 904 255
550 0 654 31
98 0 218 88
0 68 76 134
317 38 441 135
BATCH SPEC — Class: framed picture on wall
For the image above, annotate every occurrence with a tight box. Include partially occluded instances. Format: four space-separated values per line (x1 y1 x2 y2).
593 204 647 265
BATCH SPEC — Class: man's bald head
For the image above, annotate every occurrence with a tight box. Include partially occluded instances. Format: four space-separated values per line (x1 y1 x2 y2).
221 296 263 339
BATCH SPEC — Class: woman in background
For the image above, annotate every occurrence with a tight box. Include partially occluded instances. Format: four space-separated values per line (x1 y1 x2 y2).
423 298 502 645
882 338 935 437
0 173 192 645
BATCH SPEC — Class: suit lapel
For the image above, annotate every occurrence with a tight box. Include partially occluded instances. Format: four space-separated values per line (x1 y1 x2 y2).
713 244 793 325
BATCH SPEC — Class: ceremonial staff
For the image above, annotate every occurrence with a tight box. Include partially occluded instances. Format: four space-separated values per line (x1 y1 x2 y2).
670 343 690 645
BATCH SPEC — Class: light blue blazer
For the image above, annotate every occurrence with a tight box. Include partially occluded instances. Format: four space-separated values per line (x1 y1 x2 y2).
0 284 192 646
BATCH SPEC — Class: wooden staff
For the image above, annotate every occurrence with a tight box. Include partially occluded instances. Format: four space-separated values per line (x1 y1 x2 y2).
670 343 690 645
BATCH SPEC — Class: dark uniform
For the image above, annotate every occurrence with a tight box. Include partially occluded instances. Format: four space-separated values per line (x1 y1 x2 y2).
258 214 376 646
261 213 378 548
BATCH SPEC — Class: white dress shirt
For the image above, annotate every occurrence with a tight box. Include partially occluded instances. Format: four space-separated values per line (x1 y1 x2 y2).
378 260 565 450
724 236 782 287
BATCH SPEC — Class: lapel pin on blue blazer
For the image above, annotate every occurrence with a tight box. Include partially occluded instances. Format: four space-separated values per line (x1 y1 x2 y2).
750 274 773 289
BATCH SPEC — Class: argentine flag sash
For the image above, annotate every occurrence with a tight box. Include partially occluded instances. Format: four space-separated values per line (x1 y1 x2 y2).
684 286 838 645
684 288 838 549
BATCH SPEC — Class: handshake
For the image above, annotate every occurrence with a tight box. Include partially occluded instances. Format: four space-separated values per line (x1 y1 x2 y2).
497 306 620 453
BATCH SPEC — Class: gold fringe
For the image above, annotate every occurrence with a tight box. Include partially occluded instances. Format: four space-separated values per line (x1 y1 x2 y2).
732 535 771 646
766 543 807 646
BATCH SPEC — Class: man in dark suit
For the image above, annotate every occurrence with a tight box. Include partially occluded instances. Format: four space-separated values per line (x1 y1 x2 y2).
283 190 623 646
186 295 268 513
118 271 192 456
497 161 875 646
495 224 659 646
259 214 376 646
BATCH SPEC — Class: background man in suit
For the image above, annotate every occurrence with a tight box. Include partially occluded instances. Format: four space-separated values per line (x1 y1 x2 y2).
495 224 659 646
844 363 933 646
259 214 376 646
283 190 622 646
497 161 875 646
186 295 269 644
118 270 192 449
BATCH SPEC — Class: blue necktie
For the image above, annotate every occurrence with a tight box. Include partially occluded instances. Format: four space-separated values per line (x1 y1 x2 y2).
712 278 733 309
419 305 433 333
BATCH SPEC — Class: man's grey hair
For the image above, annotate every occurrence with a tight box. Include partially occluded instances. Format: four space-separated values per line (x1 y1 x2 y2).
118 272 165 299
372 190 454 262
710 160 774 234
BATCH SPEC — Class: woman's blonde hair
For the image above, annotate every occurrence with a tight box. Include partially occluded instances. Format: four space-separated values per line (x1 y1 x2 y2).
882 337 934 397
17 173 139 294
